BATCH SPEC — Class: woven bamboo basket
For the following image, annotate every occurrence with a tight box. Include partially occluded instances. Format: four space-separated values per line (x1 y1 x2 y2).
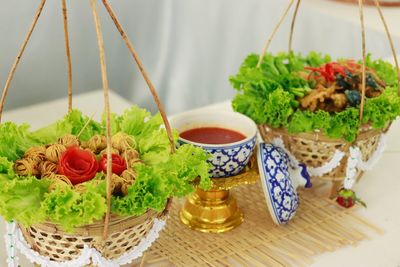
258 125 384 182
0 0 175 265
20 211 160 262
254 0 399 195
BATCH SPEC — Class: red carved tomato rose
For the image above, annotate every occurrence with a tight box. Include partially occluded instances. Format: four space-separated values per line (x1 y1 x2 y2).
99 154 127 176
58 147 99 185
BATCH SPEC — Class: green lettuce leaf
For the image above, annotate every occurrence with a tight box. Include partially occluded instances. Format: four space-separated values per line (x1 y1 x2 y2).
118 105 159 137
40 181 107 232
288 110 330 134
0 123 40 161
326 108 360 142
31 109 103 143
0 157 15 177
365 54 398 87
363 86 400 128
111 105 179 165
233 88 295 127
0 157 50 226
112 144 211 216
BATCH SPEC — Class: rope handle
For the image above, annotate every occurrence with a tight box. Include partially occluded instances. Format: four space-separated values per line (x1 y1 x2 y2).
256 0 400 124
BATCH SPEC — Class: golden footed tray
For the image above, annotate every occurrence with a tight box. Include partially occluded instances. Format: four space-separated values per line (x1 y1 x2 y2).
180 157 259 233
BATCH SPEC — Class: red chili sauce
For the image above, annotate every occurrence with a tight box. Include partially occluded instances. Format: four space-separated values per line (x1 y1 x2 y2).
180 127 246 145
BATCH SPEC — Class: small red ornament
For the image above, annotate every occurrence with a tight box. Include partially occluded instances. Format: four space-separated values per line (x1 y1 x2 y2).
99 153 127 176
336 188 366 209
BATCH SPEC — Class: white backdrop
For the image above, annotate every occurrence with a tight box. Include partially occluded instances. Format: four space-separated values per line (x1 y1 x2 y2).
0 0 399 114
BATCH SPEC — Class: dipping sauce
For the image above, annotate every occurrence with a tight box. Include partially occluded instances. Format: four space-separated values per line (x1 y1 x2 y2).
180 127 246 145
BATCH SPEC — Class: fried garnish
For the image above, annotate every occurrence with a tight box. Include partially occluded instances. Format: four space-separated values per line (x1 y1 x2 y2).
300 85 336 112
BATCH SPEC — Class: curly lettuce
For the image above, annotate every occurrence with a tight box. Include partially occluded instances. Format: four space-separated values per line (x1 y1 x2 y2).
363 86 400 128
231 51 400 142
112 144 211 216
0 106 211 231
40 181 107 232
0 157 50 226
0 123 40 161
32 109 103 143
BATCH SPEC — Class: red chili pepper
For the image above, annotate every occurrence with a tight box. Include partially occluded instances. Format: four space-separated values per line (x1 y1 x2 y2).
305 62 350 82
325 63 334 77
331 62 347 77
99 154 127 176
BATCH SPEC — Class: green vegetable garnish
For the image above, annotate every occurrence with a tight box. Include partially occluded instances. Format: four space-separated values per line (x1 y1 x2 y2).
0 106 212 231
231 52 400 142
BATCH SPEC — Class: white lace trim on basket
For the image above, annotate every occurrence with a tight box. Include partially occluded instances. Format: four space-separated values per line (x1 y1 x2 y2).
344 147 360 189
271 138 345 177
357 133 387 171
344 134 387 189
5 221 18 267
272 134 386 182
5 218 166 267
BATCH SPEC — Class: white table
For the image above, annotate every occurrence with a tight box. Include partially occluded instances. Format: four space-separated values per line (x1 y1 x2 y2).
1 91 400 267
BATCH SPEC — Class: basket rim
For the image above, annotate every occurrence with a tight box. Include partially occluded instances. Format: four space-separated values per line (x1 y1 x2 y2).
22 209 160 237
258 124 388 144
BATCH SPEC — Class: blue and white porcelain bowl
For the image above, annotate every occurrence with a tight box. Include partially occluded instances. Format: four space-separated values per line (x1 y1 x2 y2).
170 110 257 178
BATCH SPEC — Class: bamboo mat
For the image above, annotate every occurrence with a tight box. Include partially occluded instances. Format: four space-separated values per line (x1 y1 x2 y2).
141 182 382 267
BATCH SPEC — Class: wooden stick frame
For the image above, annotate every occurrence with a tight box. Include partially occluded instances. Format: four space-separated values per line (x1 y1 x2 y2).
257 0 295 68
0 0 176 240
373 0 400 95
289 0 302 53
358 0 367 123
257 0 400 125
88 0 113 241
62 0 73 112
101 0 176 153
0 0 47 122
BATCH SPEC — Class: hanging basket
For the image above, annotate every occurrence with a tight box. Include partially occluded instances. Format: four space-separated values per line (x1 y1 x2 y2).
233 0 400 195
0 0 191 266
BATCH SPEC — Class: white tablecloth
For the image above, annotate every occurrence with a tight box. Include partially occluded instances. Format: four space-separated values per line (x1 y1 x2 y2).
1 90 400 266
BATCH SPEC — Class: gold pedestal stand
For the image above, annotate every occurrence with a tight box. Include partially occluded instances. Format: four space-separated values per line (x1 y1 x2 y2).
180 157 259 233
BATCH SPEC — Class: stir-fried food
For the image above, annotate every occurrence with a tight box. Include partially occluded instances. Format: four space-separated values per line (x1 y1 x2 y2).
300 61 385 112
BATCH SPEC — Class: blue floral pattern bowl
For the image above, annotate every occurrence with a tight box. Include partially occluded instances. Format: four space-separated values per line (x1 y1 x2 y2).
257 143 312 225
180 136 257 177
170 110 258 178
